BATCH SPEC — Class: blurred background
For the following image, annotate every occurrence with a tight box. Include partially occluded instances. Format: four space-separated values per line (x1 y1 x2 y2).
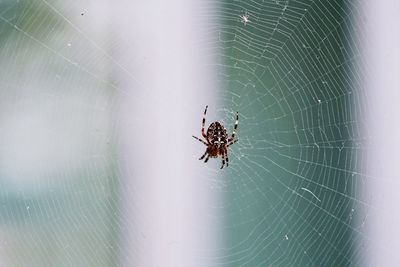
0 0 399 266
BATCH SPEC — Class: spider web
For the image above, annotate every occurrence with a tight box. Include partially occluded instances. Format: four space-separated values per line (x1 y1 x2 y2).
210 0 369 266
0 0 376 266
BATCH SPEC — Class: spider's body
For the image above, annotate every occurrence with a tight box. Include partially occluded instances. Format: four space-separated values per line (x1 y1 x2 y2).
206 122 228 156
192 106 238 169
239 13 250 26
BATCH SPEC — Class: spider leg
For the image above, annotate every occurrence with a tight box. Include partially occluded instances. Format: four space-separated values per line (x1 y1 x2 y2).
201 105 208 139
227 139 238 147
192 135 207 146
231 111 239 140
220 152 225 169
199 151 207 160
204 154 210 163
225 148 229 167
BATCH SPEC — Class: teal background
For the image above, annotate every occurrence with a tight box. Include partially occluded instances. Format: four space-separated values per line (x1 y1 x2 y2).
218 0 361 266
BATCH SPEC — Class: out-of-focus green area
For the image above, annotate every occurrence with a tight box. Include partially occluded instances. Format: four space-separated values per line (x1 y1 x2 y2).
0 1 118 266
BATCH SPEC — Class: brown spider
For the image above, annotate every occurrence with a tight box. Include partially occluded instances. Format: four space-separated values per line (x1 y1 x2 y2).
192 105 238 169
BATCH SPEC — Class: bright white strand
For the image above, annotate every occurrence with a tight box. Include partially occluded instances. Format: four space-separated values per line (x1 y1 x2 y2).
301 188 321 202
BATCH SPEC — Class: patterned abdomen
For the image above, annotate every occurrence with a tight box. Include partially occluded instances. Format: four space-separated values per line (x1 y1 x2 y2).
207 122 228 148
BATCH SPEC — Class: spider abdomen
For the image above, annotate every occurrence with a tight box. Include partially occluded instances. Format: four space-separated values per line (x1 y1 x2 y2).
207 122 228 147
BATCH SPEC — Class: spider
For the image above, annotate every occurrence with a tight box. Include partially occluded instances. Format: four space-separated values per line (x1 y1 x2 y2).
192 106 239 169
239 12 250 26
